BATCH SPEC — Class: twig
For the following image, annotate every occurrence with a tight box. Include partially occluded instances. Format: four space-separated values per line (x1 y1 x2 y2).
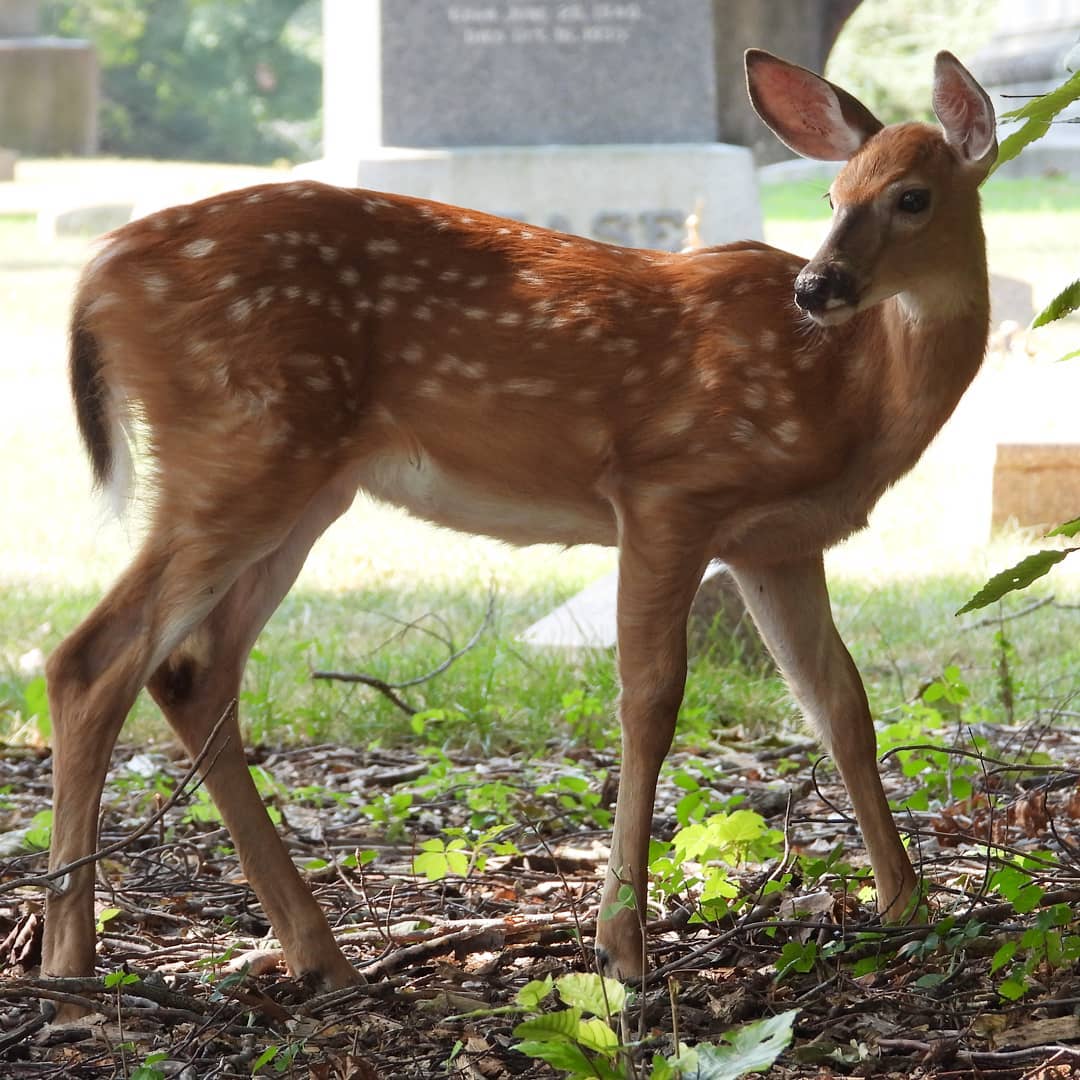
0 704 234 895
311 587 497 715
961 595 1053 630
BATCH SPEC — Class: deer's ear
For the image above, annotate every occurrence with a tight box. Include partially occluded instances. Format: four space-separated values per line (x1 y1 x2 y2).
932 51 997 175
745 49 883 161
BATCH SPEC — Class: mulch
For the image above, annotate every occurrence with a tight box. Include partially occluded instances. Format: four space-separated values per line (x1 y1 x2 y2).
2 719 1080 1078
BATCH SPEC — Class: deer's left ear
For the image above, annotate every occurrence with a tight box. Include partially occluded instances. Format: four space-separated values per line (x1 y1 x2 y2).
745 49 883 161
932 51 997 176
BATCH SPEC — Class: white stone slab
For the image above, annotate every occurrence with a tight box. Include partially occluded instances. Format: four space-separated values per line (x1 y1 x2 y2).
520 561 728 650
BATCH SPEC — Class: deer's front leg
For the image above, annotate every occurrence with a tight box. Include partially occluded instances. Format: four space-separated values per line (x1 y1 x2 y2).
595 519 708 980
728 555 918 921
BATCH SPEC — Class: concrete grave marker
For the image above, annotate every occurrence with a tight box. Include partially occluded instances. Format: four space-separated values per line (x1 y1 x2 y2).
380 0 716 148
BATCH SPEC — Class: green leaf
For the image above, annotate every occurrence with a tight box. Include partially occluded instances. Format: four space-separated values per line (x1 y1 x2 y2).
574 1016 620 1054
1057 347 1080 363
991 69 1080 173
556 973 628 1017
998 975 1028 1001
915 973 947 989
957 549 1074 614
776 941 817 980
674 1010 798 1078
512 1040 597 1076
999 68 1080 121
104 970 139 988
514 1008 584 1043
516 976 555 1010
96 907 122 933
1048 517 1080 539
251 1044 279 1073
1032 280 1080 328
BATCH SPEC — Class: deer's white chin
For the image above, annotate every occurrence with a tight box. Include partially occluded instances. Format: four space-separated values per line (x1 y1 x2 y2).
808 304 857 327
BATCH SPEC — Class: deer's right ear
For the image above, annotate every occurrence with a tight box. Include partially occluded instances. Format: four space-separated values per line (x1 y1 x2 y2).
745 49 883 161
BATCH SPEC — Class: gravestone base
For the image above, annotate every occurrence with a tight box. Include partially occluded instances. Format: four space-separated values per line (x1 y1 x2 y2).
992 443 1080 531
300 143 762 251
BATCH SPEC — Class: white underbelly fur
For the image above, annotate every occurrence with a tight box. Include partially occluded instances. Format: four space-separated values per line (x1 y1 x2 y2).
355 448 613 547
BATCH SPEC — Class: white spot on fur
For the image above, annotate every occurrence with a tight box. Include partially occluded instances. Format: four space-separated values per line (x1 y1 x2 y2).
744 383 768 410
731 417 757 445
381 274 422 292
504 377 554 396
339 267 361 286
439 269 462 284
496 311 522 327
413 304 433 321
774 419 801 445
319 245 339 264
622 366 646 386
375 296 397 316
142 272 169 299
367 238 401 257
401 344 424 364
418 378 442 398
306 374 333 392
182 238 216 258
229 297 253 322
759 329 779 351
463 307 488 321
663 411 695 436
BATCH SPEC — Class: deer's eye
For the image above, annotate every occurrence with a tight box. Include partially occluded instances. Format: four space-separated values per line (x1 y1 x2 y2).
898 189 930 214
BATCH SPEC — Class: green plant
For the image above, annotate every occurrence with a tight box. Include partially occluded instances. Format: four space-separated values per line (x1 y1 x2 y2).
650 810 784 925
877 667 985 811
985 858 1080 1000
251 1038 308 1074
961 65 1080 611
511 973 798 1079
537 770 613 829
25 809 52 851
412 824 519 881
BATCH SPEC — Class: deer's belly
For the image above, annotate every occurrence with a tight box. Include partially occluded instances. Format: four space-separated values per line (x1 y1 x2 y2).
356 448 615 548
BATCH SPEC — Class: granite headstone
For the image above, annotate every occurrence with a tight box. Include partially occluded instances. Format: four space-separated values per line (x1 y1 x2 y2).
380 0 717 147
317 0 761 251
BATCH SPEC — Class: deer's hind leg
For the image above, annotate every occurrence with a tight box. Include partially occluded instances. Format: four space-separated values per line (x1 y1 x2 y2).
146 467 362 990
42 464 358 1008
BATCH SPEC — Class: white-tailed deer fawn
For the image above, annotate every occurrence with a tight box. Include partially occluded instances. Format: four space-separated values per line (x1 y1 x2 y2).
42 50 995 1007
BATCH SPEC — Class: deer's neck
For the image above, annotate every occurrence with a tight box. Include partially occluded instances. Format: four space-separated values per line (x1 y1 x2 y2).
860 254 990 464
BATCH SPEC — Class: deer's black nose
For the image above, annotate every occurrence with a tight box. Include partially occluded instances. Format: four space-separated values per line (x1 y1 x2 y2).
794 266 857 313
793 272 830 312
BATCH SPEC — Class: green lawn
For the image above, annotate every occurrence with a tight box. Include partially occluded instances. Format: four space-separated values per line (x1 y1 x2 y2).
1 163 1077 754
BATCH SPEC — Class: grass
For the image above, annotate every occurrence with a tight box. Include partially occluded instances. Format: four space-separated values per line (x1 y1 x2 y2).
1 161 1078 761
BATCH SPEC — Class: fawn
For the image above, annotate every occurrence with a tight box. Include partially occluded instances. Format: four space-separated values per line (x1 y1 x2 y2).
41 49 995 1009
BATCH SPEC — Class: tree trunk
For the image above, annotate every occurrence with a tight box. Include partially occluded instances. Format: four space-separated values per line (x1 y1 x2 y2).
713 0 863 161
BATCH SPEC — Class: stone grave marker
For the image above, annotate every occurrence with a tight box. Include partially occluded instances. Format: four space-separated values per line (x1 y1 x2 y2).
315 0 761 251
380 1 716 148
